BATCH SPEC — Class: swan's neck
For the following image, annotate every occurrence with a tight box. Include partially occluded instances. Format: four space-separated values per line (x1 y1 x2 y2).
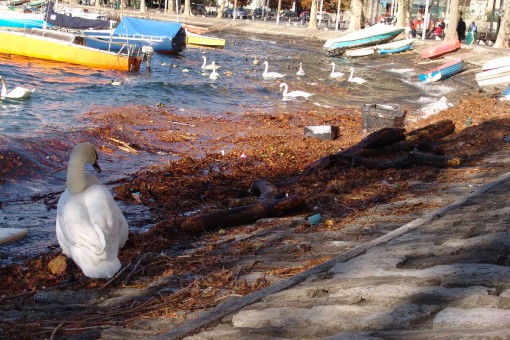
66 154 91 194
202 57 206 67
0 79 6 97
331 64 335 74
348 69 354 81
263 62 268 74
281 84 288 96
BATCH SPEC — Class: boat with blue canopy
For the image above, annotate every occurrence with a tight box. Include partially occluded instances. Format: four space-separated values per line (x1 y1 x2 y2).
82 16 186 54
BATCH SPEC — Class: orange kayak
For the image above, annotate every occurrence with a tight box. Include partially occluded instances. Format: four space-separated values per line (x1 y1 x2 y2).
420 40 460 59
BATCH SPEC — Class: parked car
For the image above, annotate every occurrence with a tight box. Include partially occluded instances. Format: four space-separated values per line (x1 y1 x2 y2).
253 8 263 18
280 10 298 20
223 7 249 19
191 3 207 16
299 11 332 25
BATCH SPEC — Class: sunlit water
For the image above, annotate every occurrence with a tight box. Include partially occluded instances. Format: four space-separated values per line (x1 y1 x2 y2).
0 31 476 263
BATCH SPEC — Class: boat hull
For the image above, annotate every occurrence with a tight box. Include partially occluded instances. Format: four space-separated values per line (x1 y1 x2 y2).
186 32 225 49
376 39 415 55
345 47 375 57
476 65 510 87
420 40 460 59
323 24 405 55
481 56 510 71
0 29 140 71
0 11 51 29
418 57 464 82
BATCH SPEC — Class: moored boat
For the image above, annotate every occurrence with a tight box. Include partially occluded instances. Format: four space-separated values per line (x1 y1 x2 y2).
481 56 510 71
0 28 143 71
418 57 464 83
82 16 186 54
185 30 225 49
420 40 460 60
475 65 510 87
345 46 375 57
376 38 415 55
0 9 50 28
323 24 405 55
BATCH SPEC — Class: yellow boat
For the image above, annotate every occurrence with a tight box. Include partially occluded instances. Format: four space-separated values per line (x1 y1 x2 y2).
185 30 226 49
0 28 142 71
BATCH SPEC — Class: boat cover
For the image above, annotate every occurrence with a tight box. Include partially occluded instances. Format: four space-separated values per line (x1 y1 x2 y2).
44 1 111 29
114 17 182 38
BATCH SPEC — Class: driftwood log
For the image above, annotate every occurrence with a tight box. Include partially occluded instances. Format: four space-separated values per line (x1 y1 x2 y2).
303 120 460 176
181 179 308 234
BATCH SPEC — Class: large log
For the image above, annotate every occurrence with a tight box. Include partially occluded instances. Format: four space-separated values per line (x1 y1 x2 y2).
406 119 455 141
181 179 308 234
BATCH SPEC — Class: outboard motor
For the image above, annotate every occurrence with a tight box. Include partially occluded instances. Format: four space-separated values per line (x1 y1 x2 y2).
141 46 155 72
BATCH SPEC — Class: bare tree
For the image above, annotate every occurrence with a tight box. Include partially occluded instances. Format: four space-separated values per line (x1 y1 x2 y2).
217 0 226 18
397 0 406 27
494 0 510 48
140 0 146 12
444 0 460 40
347 0 364 31
309 0 318 29
183 0 191 15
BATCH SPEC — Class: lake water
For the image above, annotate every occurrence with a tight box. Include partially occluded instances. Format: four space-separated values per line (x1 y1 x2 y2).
0 30 475 263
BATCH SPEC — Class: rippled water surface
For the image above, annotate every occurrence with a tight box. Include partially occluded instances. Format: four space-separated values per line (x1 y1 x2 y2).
0 30 475 262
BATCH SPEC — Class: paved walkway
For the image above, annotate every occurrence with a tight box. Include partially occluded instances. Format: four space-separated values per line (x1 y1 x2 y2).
151 168 510 339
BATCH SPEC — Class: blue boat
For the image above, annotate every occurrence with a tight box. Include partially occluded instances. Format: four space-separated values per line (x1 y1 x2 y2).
323 24 405 55
418 57 464 83
0 10 51 29
376 38 415 55
82 17 186 54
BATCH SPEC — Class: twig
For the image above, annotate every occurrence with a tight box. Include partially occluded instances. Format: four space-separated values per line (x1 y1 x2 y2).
100 263 131 290
122 254 149 285
50 322 64 340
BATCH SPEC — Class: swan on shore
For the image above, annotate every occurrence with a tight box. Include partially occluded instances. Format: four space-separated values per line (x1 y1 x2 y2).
280 82 314 101
56 143 129 279
0 76 34 99
201 56 221 70
209 61 220 79
348 67 367 84
262 61 285 79
296 63 305 76
330 62 344 78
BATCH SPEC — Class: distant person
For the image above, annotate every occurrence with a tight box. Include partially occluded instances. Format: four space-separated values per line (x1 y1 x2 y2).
434 19 445 39
457 17 466 42
409 18 417 38
425 20 436 39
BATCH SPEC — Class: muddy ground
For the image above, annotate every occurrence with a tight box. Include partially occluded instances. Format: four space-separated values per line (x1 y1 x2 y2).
1 76 510 338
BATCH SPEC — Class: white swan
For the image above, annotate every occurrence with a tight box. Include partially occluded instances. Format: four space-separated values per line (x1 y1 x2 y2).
262 61 285 79
280 83 314 101
296 62 305 76
201 56 221 70
56 143 129 279
330 62 344 78
209 61 220 80
0 76 34 99
110 80 123 86
348 67 367 84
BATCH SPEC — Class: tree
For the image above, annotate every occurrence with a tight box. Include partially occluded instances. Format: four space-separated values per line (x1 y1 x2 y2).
347 0 364 31
444 0 460 40
140 0 146 12
494 0 510 48
309 0 318 29
217 0 226 18
183 0 191 15
397 0 406 27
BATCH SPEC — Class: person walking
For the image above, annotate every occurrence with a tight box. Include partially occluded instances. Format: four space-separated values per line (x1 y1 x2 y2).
457 16 466 42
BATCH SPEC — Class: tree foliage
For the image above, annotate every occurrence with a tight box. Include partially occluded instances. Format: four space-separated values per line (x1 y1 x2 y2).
300 0 348 13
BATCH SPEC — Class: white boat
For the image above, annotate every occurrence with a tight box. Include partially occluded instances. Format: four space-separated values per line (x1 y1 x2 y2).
345 46 375 57
375 38 415 54
475 65 510 87
481 56 510 71
323 24 405 55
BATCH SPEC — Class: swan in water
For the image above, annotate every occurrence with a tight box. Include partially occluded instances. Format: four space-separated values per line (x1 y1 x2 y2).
262 61 285 79
330 62 344 78
110 80 123 86
348 67 367 84
201 56 221 70
209 61 220 79
280 83 314 101
253 55 260 65
56 143 129 279
296 63 305 76
0 76 34 99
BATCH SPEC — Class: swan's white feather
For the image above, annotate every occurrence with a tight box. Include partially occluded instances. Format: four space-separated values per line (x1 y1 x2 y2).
262 61 285 79
330 62 344 78
280 83 314 101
